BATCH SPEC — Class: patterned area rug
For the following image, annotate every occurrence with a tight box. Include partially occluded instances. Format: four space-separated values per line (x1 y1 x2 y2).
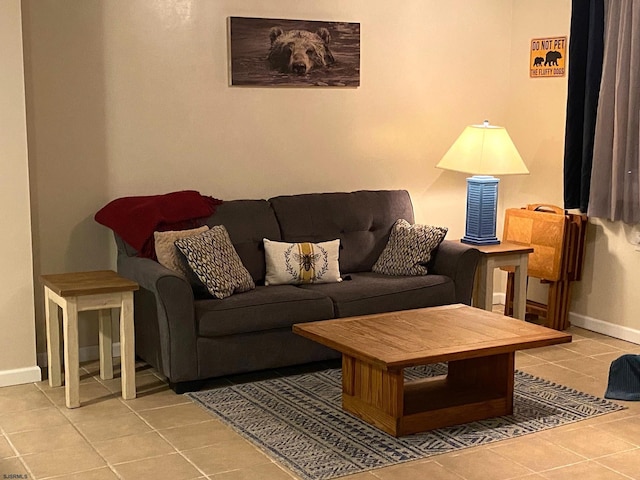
187 365 624 480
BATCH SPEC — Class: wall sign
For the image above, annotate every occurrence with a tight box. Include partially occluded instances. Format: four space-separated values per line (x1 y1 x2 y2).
530 36 567 78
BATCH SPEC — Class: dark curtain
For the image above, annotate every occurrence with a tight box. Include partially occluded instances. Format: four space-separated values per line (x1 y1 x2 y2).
563 0 604 213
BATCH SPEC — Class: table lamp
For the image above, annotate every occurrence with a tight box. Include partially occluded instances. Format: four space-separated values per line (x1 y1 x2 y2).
436 120 529 245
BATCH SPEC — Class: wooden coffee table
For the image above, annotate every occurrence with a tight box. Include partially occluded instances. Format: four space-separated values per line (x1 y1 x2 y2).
293 304 571 436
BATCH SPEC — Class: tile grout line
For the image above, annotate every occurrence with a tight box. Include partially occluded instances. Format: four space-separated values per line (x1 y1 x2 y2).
39 466 121 480
40 372 196 478
592 447 640 480
9 382 63 479
32 377 124 480
126 393 296 479
115 389 212 478
1 420 38 480
490 442 591 476
36 364 217 478
540 458 637 479
6 335 639 480
423 458 479 480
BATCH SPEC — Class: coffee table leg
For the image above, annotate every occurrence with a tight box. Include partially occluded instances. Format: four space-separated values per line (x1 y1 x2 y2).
342 355 356 395
342 355 403 435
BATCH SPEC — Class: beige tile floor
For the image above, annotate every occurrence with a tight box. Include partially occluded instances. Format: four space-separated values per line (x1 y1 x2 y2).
1 323 640 480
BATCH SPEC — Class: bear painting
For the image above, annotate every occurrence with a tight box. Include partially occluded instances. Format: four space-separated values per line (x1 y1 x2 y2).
229 17 360 87
268 27 335 75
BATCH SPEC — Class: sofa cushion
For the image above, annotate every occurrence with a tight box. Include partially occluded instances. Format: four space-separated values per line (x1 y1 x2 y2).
154 226 209 285
298 271 456 318
205 200 281 284
373 219 448 276
175 225 255 299
264 239 342 285
269 190 415 273
196 285 335 337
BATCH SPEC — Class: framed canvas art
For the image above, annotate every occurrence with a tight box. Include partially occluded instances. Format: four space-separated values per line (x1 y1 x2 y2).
229 17 360 87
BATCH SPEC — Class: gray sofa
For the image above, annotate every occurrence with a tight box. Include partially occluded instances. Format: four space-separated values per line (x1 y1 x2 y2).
115 190 480 392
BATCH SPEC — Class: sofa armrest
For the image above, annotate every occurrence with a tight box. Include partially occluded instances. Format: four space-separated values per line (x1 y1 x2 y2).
430 240 480 305
117 254 197 382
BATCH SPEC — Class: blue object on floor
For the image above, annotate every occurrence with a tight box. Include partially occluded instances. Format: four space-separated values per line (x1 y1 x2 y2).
605 354 640 401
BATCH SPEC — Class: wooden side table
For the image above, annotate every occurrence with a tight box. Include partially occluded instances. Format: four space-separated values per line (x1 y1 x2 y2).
41 270 139 408
472 242 533 320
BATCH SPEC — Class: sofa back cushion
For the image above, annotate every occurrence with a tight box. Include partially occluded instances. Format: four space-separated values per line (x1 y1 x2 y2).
205 200 281 283
269 190 414 273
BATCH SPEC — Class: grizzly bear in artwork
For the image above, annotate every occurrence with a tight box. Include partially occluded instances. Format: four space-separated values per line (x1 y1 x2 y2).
268 27 335 74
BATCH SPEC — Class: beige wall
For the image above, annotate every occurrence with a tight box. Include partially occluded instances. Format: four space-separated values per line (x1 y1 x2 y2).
21 0 514 353
11 0 638 373
505 1 570 210
505 1 640 340
0 0 39 385
500 0 571 304
571 219 640 337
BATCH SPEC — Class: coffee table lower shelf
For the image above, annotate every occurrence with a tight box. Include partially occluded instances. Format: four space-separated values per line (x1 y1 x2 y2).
342 352 515 437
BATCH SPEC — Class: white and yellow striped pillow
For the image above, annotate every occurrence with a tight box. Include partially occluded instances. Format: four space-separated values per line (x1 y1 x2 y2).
263 239 342 286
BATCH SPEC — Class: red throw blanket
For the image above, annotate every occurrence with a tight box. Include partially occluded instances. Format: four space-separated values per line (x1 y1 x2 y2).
95 190 222 259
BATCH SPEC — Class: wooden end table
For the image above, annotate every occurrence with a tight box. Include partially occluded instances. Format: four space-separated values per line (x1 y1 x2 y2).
41 270 139 408
294 304 570 436
472 241 533 320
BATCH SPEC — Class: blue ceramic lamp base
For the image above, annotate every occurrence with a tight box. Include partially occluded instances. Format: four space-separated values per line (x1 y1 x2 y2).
460 175 500 246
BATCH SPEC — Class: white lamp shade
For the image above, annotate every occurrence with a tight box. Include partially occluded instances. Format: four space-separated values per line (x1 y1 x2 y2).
436 123 529 176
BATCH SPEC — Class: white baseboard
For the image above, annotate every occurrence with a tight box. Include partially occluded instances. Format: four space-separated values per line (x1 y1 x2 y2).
36 342 122 368
491 293 639 345
3 342 123 387
569 312 640 345
0 365 42 387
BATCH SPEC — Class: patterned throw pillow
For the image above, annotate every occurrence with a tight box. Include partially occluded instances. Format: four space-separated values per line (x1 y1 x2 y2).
264 239 342 286
154 226 209 285
372 219 448 276
175 225 255 299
